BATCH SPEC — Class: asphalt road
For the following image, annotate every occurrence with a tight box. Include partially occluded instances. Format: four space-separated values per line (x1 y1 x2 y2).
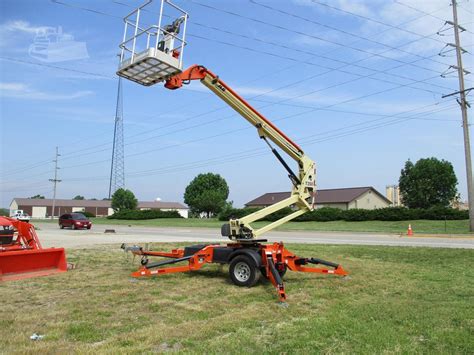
34 222 474 249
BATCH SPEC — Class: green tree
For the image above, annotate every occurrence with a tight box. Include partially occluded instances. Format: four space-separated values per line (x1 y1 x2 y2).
73 195 85 200
399 158 458 209
111 188 138 212
184 173 229 217
30 194 45 199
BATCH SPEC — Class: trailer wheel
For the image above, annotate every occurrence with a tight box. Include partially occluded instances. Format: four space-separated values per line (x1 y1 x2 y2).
229 255 260 287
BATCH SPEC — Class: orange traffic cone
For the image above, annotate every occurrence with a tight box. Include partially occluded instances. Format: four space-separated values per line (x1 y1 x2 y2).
407 224 413 236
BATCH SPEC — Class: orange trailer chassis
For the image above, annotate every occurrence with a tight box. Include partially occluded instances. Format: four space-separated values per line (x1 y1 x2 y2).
123 241 347 302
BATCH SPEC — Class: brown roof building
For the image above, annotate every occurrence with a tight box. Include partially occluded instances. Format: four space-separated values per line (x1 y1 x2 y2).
10 198 188 218
245 187 391 210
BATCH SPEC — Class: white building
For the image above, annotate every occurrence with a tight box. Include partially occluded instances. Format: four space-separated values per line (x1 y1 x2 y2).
10 198 189 219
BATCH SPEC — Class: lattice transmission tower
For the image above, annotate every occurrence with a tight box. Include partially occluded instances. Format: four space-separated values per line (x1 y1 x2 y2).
108 77 125 198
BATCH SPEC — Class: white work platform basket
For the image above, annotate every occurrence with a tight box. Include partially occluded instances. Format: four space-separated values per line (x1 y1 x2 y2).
117 0 188 86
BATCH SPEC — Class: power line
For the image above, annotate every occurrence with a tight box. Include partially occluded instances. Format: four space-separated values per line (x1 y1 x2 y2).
59 94 453 171
311 0 451 40
112 0 453 94
188 0 452 77
395 0 474 35
20 43 451 167
53 4 454 115
53 0 456 97
4 0 458 176
51 0 122 19
1 171 54 185
0 56 113 79
1 159 53 177
250 0 453 69
250 98 460 122
187 36 450 94
5 100 455 189
59 102 456 183
52 0 455 97
459 4 474 15
4 61 457 174
0 184 53 194
55 67 450 166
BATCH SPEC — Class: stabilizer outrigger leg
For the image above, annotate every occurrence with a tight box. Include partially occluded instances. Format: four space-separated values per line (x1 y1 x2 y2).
122 241 348 302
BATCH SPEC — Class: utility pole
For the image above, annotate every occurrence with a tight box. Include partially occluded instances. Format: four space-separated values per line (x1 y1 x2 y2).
447 0 474 231
49 146 61 219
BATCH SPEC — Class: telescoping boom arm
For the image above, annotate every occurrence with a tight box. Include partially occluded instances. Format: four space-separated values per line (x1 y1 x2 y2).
165 65 316 240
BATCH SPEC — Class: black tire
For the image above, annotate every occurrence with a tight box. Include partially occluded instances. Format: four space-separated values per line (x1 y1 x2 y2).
229 255 260 287
60 224 64 229
72 224 77 230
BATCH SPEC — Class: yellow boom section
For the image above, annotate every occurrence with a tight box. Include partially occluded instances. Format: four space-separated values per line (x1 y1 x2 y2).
197 70 316 240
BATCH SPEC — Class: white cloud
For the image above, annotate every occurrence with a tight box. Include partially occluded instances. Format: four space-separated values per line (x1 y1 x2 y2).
0 82 94 100
0 20 46 35
0 20 54 48
0 82 28 91
292 0 379 17
332 0 374 17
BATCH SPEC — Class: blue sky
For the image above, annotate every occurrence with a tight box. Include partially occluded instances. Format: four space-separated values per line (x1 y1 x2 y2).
1 0 473 208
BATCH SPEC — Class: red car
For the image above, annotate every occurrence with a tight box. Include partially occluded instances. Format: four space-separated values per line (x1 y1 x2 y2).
59 213 92 230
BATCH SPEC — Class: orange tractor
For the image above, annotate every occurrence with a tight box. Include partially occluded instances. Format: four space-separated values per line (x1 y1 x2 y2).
0 216 67 281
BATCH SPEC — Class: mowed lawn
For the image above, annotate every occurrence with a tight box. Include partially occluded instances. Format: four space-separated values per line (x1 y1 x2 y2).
84 217 474 235
1 244 473 353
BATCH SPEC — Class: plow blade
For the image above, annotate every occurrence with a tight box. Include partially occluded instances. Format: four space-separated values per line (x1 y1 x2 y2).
0 248 67 281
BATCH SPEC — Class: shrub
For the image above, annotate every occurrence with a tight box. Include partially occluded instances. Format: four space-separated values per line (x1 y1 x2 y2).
81 211 96 218
218 207 261 221
263 207 293 222
218 206 293 222
295 207 344 222
217 205 469 223
108 209 182 220
341 209 374 221
371 207 417 221
418 206 468 220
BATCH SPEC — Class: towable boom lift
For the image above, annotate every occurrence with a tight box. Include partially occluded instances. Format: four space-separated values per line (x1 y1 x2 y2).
118 0 347 302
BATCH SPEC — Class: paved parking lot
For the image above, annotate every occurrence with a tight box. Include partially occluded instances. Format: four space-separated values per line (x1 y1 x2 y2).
34 222 474 249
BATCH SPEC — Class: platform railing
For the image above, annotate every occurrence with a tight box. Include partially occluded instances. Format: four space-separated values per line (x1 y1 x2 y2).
118 0 188 70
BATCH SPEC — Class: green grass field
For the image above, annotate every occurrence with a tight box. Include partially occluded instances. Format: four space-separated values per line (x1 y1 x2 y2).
1 244 473 353
84 217 472 235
